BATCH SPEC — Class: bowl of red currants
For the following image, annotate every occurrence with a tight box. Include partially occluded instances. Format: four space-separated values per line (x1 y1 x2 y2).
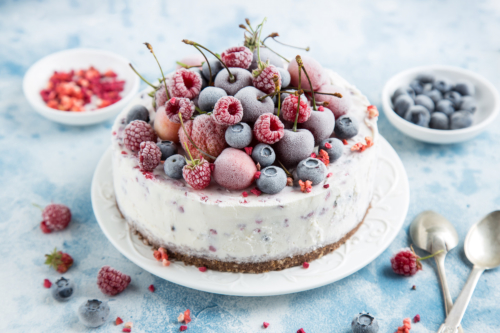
382 65 500 144
23 48 140 126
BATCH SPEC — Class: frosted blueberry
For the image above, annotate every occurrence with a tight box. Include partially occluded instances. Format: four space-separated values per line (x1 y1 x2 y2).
414 94 435 112
157 141 178 161
214 68 253 96
409 80 424 95
319 138 343 163
234 86 274 123
252 143 276 168
51 277 75 302
334 115 358 140
430 112 449 130
164 154 187 179
277 67 291 88
416 73 435 84
256 166 287 194
434 78 453 93
198 87 227 111
296 158 327 185
78 299 110 328
444 91 462 109
351 313 379 333
404 105 431 127
126 105 149 124
391 86 415 102
423 89 443 105
436 99 455 116
450 110 473 129
202 58 223 81
394 94 414 117
225 122 252 149
453 81 475 96
459 96 477 113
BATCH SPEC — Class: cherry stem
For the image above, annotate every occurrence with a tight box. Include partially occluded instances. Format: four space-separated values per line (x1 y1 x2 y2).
245 18 255 33
176 61 203 69
260 42 290 63
144 43 170 100
271 37 310 51
277 92 282 117
192 45 213 86
32 203 43 211
298 57 317 110
178 112 216 160
288 87 343 98
416 249 444 261
293 62 302 132
183 40 234 83
277 160 292 176
256 17 267 67
129 64 157 89
183 141 194 164
194 106 207 114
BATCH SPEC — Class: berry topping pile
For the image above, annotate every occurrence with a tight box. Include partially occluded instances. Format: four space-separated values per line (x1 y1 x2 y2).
121 17 374 195
391 73 476 130
40 67 124 111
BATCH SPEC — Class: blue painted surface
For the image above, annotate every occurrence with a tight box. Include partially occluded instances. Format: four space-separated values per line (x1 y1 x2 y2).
1 0 500 332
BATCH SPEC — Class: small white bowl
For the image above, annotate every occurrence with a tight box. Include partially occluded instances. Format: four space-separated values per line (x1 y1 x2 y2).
23 48 140 126
382 65 500 144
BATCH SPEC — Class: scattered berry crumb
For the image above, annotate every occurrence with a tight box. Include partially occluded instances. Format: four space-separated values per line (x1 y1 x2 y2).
254 171 261 179
115 317 124 325
153 250 161 261
318 106 324 111
184 309 191 324
367 105 379 118
162 259 171 267
244 147 253 155
412 285 416 290
286 177 293 186
302 262 310 269
178 313 185 323
251 188 262 196
323 184 330 189
180 326 188 331
242 191 248 197
297 329 306 333
299 180 312 193
198 267 207 272
43 279 52 288
396 318 411 333
263 322 270 328
326 173 333 178
342 139 348 145
324 142 332 149
310 152 317 158
148 284 155 292
413 314 420 323
122 328 131 333
125 322 133 328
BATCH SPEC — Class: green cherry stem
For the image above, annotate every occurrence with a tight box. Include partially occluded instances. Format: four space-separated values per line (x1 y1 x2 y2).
178 112 216 161
271 37 310 51
183 141 195 165
183 40 234 83
298 56 317 110
417 250 444 261
144 42 170 100
277 160 292 177
288 87 343 98
256 17 267 67
260 42 290 63
292 60 302 132
32 203 44 211
129 64 157 89
277 92 282 117
192 45 213 86
176 61 203 69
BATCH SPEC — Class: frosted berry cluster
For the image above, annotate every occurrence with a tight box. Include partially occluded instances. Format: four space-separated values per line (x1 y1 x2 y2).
123 18 374 195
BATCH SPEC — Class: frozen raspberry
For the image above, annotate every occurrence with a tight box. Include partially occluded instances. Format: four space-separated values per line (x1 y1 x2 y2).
183 157 211 190
221 46 253 69
124 120 156 151
40 203 71 232
45 248 73 273
253 113 285 144
97 266 131 296
139 141 162 171
281 94 312 123
253 65 281 94
391 248 422 276
165 97 195 123
288 56 328 91
178 114 227 162
213 96 243 125
170 68 202 99
213 148 257 191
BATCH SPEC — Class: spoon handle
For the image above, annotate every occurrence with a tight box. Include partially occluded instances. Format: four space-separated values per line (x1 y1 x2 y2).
437 266 484 333
435 254 464 333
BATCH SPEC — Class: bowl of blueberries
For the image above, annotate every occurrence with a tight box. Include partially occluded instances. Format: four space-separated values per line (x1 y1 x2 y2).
382 65 500 144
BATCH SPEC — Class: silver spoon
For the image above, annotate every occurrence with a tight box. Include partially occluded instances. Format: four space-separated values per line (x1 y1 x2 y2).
438 210 500 333
410 211 463 333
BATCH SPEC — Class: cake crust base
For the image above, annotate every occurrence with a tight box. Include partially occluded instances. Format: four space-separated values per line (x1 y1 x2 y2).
124 205 370 274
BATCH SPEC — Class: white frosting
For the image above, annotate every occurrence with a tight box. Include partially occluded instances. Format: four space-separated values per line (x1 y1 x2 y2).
111 70 378 263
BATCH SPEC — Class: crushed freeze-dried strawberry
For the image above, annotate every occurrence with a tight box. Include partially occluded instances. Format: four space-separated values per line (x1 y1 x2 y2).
250 188 262 196
244 147 253 155
254 171 261 179
342 139 348 145
323 184 330 189
180 326 188 331
122 328 131 333
184 309 191 324
326 173 333 178
115 317 124 325
242 191 248 197
263 322 270 328
302 262 310 269
43 279 52 288
198 267 207 272
365 136 374 147
367 105 379 118
148 284 155 292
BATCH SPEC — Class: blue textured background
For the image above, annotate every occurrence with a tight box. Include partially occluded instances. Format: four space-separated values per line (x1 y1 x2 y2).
1 0 500 332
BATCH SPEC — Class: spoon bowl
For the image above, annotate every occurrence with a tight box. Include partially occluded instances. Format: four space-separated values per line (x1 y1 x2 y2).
465 210 500 269
410 211 459 253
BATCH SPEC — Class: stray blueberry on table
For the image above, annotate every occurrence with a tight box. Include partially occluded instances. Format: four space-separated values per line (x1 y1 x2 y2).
450 110 473 129
198 86 227 111
255 166 287 194
453 81 475 96
394 94 414 117
435 99 455 116
126 105 150 124
51 277 75 302
78 299 110 328
225 122 253 148
414 94 435 112
423 89 443 104
157 141 178 161
444 91 462 109
251 143 276 168
334 115 359 140
416 73 435 84
430 112 449 130
351 313 379 333
459 96 477 113
409 79 424 95
296 158 327 185
433 78 453 93
164 154 187 179
319 138 343 163
404 105 431 127
392 86 415 103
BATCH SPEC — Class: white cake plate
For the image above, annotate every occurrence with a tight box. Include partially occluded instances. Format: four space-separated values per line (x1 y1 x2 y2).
91 137 409 296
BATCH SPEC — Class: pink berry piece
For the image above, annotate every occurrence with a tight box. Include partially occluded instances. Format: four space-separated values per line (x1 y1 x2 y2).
253 113 285 144
234 86 274 123
315 85 352 119
124 120 156 151
176 54 205 69
214 67 253 96
41 203 71 232
288 56 328 91
299 109 335 145
165 97 195 124
213 96 243 125
221 46 253 69
178 114 227 162
213 148 257 191
139 141 162 171
97 266 131 296
170 68 202 99
183 158 211 190
253 65 281 94
281 94 312 123
274 129 314 168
